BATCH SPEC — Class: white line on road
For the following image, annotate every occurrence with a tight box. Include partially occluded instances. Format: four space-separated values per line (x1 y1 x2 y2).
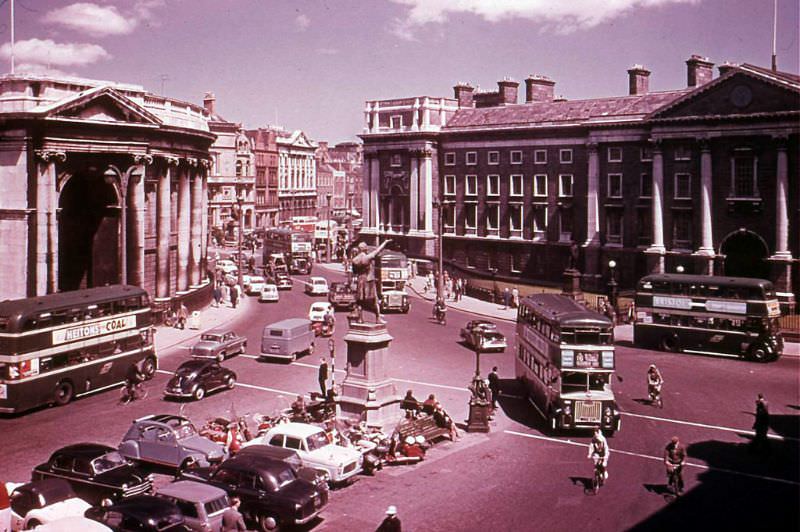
155 369 296 397
620 412 795 442
504 430 800 487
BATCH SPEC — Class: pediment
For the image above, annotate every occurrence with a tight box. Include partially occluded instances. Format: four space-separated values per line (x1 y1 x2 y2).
41 86 162 126
651 69 800 120
291 130 316 148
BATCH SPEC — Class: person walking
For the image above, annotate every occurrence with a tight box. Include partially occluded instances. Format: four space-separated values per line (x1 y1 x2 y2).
488 366 500 409
177 303 188 330
511 286 519 308
318 357 329 398
212 283 222 308
751 393 770 454
221 496 246 531
221 283 230 306
503 287 511 310
376 505 401 532
230 283 240 309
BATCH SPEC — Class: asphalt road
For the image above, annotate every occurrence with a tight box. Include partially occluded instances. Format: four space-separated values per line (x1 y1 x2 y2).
1 267 797 532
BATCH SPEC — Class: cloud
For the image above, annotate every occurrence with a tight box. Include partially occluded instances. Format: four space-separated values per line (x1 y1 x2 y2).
390 0 699 35
389 18 419 42
295 13 311 31
43 2 136 37
316 48 340 55
0 38 111 68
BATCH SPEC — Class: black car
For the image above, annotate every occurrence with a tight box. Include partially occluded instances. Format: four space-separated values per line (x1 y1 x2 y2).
179 452 327 532
32 443 152 506
164 359 237 401
85 494 188 531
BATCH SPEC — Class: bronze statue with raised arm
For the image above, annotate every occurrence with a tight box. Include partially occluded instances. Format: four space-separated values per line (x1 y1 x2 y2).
351 239 391 324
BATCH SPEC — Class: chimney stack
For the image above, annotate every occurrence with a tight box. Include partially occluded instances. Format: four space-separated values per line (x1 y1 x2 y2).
203 92 216 115
686 55 714 87
525 75 555 103
453 83 475 108
627 64 650 95
718 61 739 77
497 78 519 105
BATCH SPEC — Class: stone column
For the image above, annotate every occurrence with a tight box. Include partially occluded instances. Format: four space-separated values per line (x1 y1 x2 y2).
409 150 419 231
156 157 178 298
412 98 420 131
371 101 380 133
363 102 372 133
189 160 203 287
130 155 150 288
773 141 790 259
200 160 210 279
371 155 380 231
421 148 433 232
646 141 666 273
695 141 714 274
34 150 64 295
177 161 191 292
584 142 600 246
422 97 431 130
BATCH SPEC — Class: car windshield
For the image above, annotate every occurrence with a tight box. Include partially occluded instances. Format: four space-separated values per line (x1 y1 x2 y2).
175 365 200 377
91 451 128 474
173 423 197 439
200 334 222 342
250 277 264 284
306 431 331 451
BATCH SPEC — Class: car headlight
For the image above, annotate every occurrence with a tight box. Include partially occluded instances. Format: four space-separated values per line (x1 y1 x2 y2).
604 407 612 416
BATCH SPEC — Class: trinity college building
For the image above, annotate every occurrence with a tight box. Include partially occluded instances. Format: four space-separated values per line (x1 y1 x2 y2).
359 56 800 308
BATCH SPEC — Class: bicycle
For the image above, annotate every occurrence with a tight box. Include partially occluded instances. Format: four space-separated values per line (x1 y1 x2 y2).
119 382 148 405
591 458 606 494
666 463 683 497
433 306 447 326
648 383 663 409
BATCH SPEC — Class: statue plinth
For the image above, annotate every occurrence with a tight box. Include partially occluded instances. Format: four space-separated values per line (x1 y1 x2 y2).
562 268 585 304
338 321 402 430
466 401 491 432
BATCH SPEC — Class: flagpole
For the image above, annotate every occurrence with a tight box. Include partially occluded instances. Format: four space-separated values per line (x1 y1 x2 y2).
10 0 15 74
771 0 778 71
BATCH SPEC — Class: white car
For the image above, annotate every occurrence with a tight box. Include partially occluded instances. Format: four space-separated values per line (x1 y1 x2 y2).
32 516 112 531
308 302 333 322
259 284 279 303
8 479 91 531
245 275 266 295
216 259 238 275
304 276 329 296
242 422 362 485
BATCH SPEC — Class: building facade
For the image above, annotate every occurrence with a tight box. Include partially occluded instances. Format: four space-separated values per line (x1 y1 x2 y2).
0 74 215 308
246 128 280 229
360 57 800 308
276 129 317 222
317 141 363 218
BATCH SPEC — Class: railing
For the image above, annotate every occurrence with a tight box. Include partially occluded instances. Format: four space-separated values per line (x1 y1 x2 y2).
780 314 800 341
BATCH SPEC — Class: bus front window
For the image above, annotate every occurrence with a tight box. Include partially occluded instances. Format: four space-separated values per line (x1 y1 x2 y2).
561 371 588 393
589 373 610 391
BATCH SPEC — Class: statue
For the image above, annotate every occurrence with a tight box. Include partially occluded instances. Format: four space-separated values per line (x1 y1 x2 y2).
351 240 391 324
567 242 580 271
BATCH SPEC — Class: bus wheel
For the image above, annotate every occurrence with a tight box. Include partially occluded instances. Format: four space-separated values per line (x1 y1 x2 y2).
660 334 679 353
141 357 157 379
54 381 74 406
748 344 769 363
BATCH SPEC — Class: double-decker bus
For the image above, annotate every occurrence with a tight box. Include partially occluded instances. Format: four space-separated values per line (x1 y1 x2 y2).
0 285 157 414
633 274 783 362
515 294 620 434
262 228 313 275
375 249 409 313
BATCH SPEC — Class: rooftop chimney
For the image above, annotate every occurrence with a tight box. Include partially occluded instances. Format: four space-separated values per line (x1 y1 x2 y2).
203 92 215 115
453 83 475 108
686 55 714 88
497 78 519 105
627 64 650 95
718 61 739 77
525 75 555 103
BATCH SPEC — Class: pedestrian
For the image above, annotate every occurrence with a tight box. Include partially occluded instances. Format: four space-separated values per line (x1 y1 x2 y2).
177 303 188 330
488 366 500 409
427 272 434 293
318 357 329 398
231 284 240 308
511 286 519 308
751 393 770 454
627 301 637 324
221 496 246 531
376 505 401 532
503 287 511 310
213 283 222 308
222 283 230 306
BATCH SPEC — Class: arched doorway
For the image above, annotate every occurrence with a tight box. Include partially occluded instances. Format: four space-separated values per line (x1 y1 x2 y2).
58 172 120 290
720 229 770 280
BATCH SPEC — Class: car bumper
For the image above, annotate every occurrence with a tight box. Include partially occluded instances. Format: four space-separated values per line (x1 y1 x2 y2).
164 388 195 398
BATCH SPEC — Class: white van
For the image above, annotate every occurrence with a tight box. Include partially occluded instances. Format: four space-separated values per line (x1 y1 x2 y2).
260 319 315 362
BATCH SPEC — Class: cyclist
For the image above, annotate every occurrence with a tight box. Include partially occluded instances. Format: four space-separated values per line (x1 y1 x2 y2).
664 435 686 495
432 298 447 324
587 427 609 484
123 363 145 402
647 364 663 404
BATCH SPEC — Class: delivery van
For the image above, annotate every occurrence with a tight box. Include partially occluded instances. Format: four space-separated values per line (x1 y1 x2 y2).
260 318 315 362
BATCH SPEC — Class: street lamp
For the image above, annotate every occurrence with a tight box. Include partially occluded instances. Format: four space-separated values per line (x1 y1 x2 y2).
676 265 685 274
607 259 618 310
236 189 245 289
326 192 333 263
488 267 498 304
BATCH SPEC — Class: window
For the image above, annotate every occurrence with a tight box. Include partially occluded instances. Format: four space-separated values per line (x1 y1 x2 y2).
532 206 547 240
444 175 456 196
674 145 692 161
510 175 523 197
533 174 547 197
640 173 652 198
466 152 477 165
510 150 523 164
486 204 499 231
465 204 477 229
641 146 653 161
607 174 622 198
390 154 401 167
465 175 477 196
444 152 456 166
511 254 522 273
235 160 243 176
534 149 547 164
560 149 573 164
637 209 652 245
672 211 692 248
486 175 499 196
608 147 622 162
443 204 455 233
674 173 691 199
559 209 573 242
390 115 403 129
730 151 758 198
559 174 573 197
509 205 523 234
488 151 500 165
605 209 622 245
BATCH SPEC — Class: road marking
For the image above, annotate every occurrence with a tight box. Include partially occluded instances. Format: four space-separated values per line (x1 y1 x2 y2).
620 412 795 442
504 430 800 487
156 369 297 396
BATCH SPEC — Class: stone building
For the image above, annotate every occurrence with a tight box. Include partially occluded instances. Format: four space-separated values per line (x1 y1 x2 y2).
0 73 215 309
317 141 363 218
276 129 318 222
359 57 799 308
246 128 280 228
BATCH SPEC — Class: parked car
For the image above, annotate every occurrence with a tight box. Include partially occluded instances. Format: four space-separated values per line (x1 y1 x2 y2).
7 479 90 531
215 259 237 275
245 276 266 295
85 495 186 532
178 452 327 532
308 302 333 323
155 481 232 532
242 422 362 485
304 277 329 296
164 359 237 401
119 415 227 473
459 320 508 352
259 284 279 303
30 516 112 531
260 319 315 362
32 444 152 506
328 282 356 310
234 446 328 491
191 329 247 362
275 272 293 290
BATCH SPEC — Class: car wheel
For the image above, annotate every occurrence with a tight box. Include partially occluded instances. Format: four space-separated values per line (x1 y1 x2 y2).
226 375 236 389
748 344 769 363
54 380 74 406
193 386 206 401
240 342 247 354
141 357 157 379
25 519 41 530
258 513 280 531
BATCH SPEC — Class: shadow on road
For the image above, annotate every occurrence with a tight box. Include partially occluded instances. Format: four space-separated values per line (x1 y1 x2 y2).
494 378 551 433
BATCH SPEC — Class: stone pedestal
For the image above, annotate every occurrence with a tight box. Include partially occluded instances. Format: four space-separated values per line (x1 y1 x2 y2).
466 401 491 433
561 268 584 304
769 256 796 314
338 321 402 430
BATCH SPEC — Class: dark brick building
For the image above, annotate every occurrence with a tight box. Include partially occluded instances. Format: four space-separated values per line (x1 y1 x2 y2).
359 57 800 308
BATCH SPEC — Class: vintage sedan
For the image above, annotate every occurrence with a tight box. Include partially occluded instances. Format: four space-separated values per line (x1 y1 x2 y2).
460 320 507 352
304 277 329 296
85 495 186 532
32 444 152 506
118 414 227 472
190 329 247 362
275 272 293 290
245 275 267 295
8 479 90 531
308 302 333 323
259 284 279 303
164 359 237 401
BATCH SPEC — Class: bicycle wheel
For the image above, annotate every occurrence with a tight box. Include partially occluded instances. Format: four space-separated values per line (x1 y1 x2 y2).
119 387 131 405
592 468 601 494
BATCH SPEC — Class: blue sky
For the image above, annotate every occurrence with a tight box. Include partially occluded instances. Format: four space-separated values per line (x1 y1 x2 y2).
3 0 798 143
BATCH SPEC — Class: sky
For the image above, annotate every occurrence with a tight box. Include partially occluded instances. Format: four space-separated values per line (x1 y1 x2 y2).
1 0 798 144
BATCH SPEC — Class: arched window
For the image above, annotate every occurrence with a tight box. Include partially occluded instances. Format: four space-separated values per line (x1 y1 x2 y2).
235 160 242 176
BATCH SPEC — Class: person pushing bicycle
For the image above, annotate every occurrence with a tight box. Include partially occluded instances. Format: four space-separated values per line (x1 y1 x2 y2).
647 364 663 402
123 363 145 402
664 435 686 495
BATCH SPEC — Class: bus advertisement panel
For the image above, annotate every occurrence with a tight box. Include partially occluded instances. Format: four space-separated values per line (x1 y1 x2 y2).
375 250 409 313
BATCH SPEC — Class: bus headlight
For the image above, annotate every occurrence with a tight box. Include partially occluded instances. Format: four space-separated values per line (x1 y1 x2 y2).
604 407 612 416
563 404 572 416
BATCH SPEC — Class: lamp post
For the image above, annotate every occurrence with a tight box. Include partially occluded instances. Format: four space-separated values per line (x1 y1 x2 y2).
607 260 618 310
432 200 446 304
325 192 332 263
489 267 498 304
676 265 685 274
236 189 245 289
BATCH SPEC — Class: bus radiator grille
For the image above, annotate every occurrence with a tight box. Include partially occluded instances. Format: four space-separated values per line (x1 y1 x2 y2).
575 401 602 423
